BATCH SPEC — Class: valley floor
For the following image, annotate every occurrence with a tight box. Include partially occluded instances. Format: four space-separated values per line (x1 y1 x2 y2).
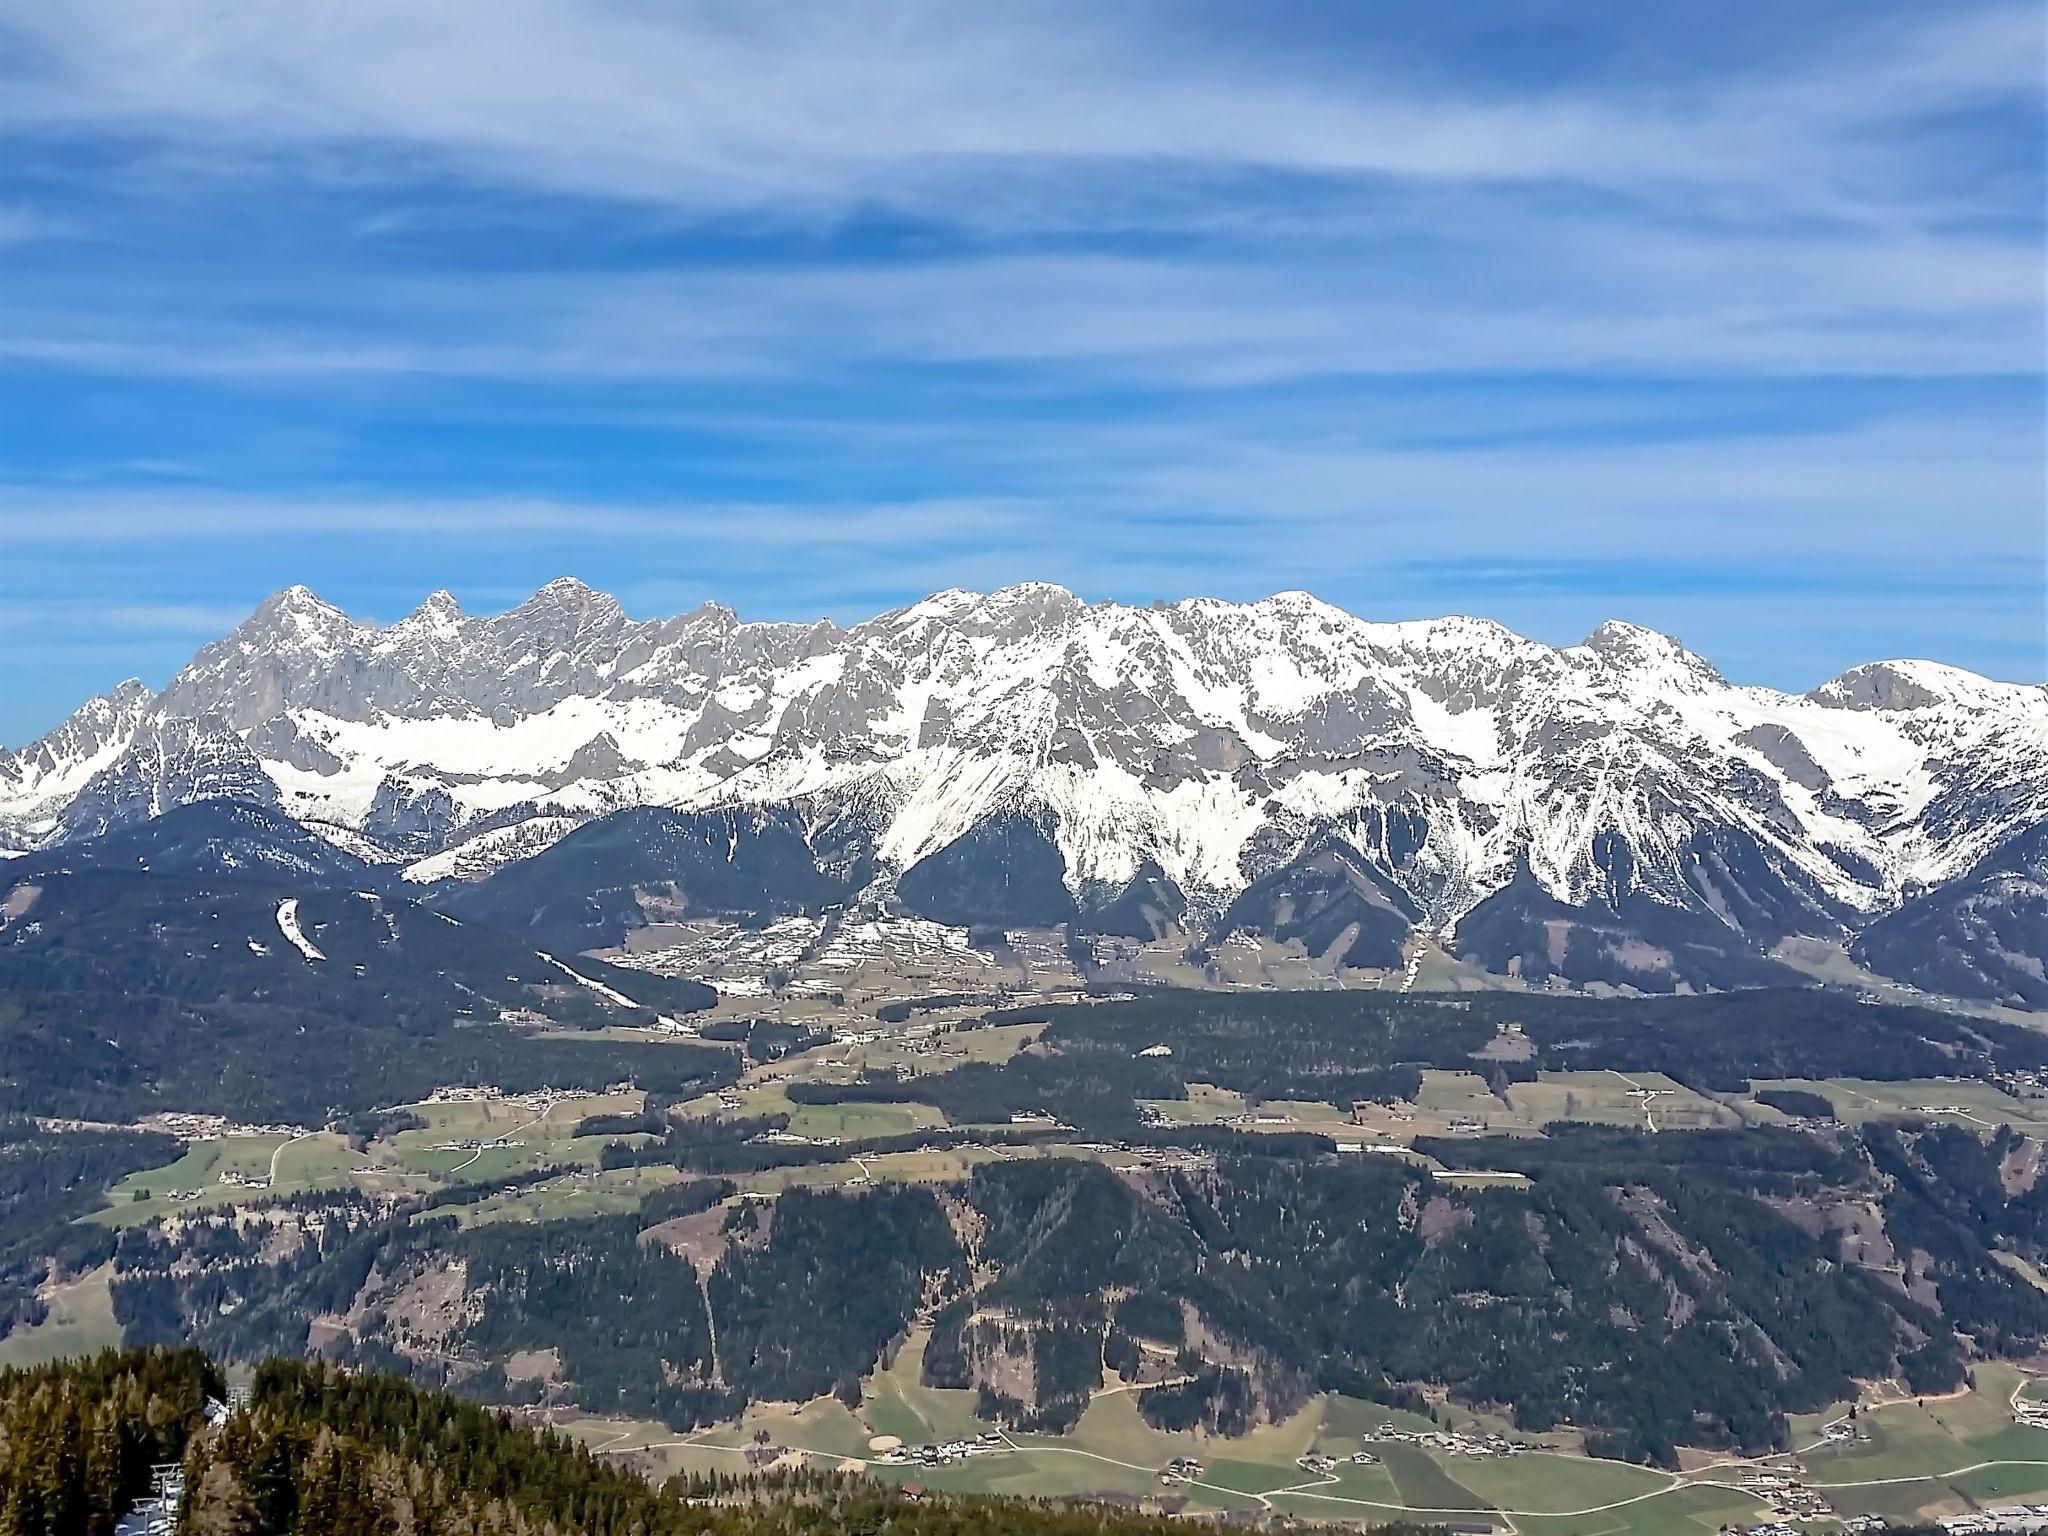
536 1356 2048 1536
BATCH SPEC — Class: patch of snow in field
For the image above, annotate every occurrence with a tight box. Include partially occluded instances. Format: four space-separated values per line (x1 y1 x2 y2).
535 951 637 1008
814 918 987 970
708 976 770 996
274 899 325 962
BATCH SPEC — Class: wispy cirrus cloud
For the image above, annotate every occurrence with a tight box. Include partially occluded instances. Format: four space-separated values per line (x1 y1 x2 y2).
0 1 2038 739
4 226 2038 390
0 2 2039 393
0 0 2035 220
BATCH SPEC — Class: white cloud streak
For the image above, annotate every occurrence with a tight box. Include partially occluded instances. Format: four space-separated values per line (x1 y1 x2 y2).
0 3 2037 389
0 1 2035 219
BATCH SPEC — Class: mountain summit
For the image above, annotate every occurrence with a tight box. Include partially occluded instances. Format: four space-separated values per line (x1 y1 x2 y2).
3 581 2042 1002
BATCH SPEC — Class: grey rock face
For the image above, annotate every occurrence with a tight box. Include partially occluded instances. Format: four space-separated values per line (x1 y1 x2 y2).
57 715 281 841
0 679 156 826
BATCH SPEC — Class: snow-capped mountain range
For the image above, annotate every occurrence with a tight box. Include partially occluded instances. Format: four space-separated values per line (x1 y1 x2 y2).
4 579 2043 1003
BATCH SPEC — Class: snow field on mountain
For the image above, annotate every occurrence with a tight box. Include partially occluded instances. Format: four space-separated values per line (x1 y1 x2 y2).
3 581 2042 957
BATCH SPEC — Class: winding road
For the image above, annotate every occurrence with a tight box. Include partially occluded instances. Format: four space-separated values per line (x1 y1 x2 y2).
582 1377 2048 1531
448 1096 559 1175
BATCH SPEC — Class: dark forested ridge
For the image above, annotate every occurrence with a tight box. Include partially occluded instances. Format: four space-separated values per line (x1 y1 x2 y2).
921 1139 2048 1463
113 1182 969 1432
0 869 726 1121
6 798 377 890
445 804 874 950
1852 823 2048 1010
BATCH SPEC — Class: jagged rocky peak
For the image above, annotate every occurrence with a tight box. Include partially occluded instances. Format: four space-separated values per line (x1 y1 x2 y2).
388 588 465 634
0 678 157 811
16 677 153 758
58 713 280 841
248 583 358 646
509 574 622 626
1577 620 1727 691
1250 589 1354 627
1809 659 2031 715
1 577 2041 1006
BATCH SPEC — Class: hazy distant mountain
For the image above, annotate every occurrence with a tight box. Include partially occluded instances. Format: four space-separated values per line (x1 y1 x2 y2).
3 580 2042 1002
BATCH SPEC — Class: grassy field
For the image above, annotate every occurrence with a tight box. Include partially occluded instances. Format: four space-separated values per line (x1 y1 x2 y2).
1407 946 1517 994
859 1328 990 1445
1507 1072 1737 1133
93 1133 387 1227
1374 1443 1491 1512
0 1266 123 1370
1431 1170 1533 1190
734 1143 1012 1195
1763 1364 2048 1526
537 1364 2048 1536
1510 1482 1765 1536
784 1101 947 1141
386 1090 646 1178
87 1090 654 1230
1266 1458 1407 1509
1046 1390 1204 1466
455 1165 682 1226
742 1021 1048 1098
1248 1098 1352 1127
1749 1077 2048 1134
1136 1084 1247 1125
1447 1452 1665 1513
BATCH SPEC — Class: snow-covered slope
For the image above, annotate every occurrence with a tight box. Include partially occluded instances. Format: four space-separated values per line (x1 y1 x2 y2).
5 580 2043 999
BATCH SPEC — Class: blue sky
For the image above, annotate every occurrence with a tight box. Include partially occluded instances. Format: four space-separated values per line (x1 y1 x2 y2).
0 0 2042 744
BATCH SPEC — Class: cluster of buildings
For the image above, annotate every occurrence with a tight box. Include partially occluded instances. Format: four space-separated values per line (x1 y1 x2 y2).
1331 1139 1410 1155
871 1432 1007 1467
431 1136 511 1154
1731 1466 1834 1523
422 1084 590 1108
896 1031 973 1065
1934 1507 2048 1533
136 1111 303 1140
1360 1422 1523 1458
1063 1139 1213 1172
1293 1450 1377 1473
1991 1068 2048 1101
